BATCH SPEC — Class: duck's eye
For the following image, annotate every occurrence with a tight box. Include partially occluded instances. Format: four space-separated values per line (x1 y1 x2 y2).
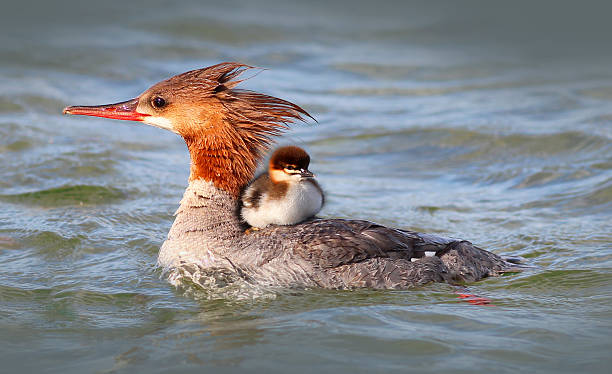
152 97 166 109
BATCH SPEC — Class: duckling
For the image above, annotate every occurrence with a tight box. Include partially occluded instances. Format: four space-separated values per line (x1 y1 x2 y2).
241 146 324 229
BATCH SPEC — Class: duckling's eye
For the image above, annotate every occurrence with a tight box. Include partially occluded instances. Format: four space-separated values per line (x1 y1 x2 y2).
152 97 166 109
285 165 296 171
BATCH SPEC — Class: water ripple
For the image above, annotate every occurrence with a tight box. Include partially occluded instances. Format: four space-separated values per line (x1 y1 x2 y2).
1 1 611 373
0 185 125 207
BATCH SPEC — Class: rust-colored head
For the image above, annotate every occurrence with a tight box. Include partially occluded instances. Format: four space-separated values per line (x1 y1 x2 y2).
63 62 314 197
268 146 314 183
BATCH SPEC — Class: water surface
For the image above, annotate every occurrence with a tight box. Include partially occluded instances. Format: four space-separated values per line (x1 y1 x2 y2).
1 1 611 373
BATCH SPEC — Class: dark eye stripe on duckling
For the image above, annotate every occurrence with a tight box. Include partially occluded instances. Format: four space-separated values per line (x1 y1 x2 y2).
284 165 300 173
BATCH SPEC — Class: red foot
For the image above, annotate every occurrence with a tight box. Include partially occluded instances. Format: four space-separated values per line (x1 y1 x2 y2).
454 291 495 306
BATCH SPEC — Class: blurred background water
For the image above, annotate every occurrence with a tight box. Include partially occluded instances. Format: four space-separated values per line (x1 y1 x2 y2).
1 0 611 373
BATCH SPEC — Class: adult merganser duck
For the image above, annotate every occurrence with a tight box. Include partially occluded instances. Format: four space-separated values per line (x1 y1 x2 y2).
241 146 324 230
63 62 518 289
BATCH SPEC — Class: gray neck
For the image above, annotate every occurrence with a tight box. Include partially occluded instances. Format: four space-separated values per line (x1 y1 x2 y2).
157 179 245 278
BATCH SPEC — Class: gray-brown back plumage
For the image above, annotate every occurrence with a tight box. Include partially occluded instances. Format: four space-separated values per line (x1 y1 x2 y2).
158 180 518 290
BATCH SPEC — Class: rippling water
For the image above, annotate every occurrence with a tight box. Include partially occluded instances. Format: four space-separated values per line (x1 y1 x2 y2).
1 1 611 373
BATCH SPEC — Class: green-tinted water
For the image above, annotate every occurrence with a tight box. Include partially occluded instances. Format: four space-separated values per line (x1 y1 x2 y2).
1 1 611 373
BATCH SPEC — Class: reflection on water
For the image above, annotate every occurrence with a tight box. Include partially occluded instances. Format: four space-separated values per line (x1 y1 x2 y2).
0 1 611 373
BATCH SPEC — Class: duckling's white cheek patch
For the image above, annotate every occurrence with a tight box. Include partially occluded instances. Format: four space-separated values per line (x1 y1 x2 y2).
142 116 177 133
